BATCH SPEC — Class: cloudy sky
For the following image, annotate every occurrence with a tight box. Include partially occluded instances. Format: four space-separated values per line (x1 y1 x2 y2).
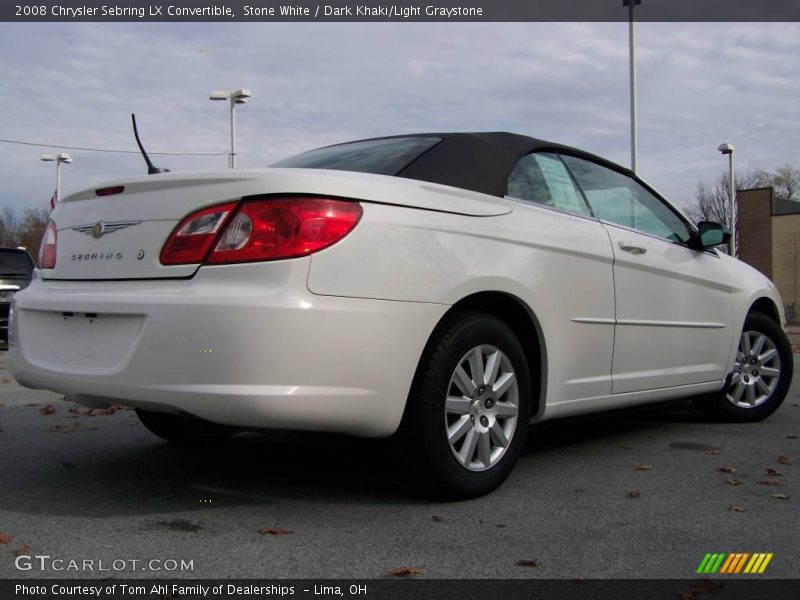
1 21 798 216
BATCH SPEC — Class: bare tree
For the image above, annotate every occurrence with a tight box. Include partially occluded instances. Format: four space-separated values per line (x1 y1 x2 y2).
762 164 800 202
684 169 765 231
16 208 49 256
0 205 18 247
0 204 48 256
687 165 800 227
684 169 769 256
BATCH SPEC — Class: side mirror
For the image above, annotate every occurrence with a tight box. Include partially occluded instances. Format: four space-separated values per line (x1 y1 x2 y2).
696 221 730 250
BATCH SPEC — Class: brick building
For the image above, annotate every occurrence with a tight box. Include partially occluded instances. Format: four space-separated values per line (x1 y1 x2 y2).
737 187 800 322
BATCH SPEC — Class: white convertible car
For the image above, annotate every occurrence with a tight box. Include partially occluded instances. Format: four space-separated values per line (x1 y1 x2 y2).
10 132 793 498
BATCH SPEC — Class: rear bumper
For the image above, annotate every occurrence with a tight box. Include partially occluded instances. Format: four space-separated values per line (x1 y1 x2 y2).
9 260 447 437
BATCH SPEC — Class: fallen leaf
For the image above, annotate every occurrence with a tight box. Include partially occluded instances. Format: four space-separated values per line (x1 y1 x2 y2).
635 464 652 471
0 533 12 544
39 405 56 415
60 461 75 469
777 454 793 465
627 490 641 498
758 478 783 486
431 515 445 523
770 493 790 500
88 405 119 416
515 559 540 567
15 543 30 557
723 478 740 486
1 378 11 384
766 468 785 477
257 527 292 536
677 579 723 600
718 466 737 474
47 422 79 434
387 566 424 577
67 405 119 417
730 506 747 513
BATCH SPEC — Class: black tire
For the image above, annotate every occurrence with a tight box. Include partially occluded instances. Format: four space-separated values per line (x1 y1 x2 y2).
402 310 532 500
693 312 793 422
136 409 234 445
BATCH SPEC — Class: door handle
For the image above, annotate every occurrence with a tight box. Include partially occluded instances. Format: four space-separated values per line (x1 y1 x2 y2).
618 241 647 255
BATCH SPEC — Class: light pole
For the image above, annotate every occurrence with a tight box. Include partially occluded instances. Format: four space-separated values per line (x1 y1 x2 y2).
718 143 736 257
209 88 252 168
40 153 72 203
623 0 641 173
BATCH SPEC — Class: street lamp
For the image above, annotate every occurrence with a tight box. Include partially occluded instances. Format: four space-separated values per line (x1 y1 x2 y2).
209 88 252 168
718 142 736 257
40 152 72 203
623 0 641 173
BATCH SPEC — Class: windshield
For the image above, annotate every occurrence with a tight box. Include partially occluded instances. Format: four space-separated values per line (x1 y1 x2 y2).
271 136 441 176
0 251 34 276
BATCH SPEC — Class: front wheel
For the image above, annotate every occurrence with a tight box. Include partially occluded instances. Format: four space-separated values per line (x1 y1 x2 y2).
402 311 532 499
694 312 793 422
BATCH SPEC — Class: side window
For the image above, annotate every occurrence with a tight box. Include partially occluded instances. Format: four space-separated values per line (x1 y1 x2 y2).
561 155 691 243
506 152 590 216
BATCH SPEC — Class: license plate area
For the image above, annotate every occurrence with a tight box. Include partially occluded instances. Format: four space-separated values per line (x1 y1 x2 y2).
20 309 145 374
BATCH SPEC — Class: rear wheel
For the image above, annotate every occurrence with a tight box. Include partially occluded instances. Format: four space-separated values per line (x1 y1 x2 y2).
694 312 793 422
402 311 532 499
136 409 234 445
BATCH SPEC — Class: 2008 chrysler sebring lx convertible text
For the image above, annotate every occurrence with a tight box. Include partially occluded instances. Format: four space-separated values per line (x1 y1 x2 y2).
10 132 793 498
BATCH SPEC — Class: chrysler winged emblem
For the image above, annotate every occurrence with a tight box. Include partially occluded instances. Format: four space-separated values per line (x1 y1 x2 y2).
73 220 142 239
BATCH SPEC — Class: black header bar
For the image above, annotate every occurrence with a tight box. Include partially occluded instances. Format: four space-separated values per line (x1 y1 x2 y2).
3 0 800 23
4 579 800 600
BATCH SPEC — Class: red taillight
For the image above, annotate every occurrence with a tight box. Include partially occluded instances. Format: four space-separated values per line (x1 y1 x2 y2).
38 220 57 269
208 197 362 264
159 197 362 266
159 202 237 265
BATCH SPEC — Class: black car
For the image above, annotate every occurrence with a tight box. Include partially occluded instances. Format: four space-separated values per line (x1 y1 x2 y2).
0 247 34 346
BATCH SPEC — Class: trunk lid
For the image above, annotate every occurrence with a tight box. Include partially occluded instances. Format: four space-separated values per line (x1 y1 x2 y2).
47 168 511 280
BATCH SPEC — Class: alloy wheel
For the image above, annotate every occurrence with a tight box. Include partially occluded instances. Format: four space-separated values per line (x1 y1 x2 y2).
727 330 782 409
444 345 519 471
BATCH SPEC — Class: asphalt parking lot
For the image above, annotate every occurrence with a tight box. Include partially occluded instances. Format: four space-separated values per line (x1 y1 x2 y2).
0 351 798 580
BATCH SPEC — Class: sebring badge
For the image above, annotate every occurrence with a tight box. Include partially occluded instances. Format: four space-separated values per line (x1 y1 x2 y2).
73 220 142 239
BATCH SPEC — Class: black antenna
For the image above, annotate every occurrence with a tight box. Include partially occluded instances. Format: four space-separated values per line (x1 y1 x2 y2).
131 113 170 175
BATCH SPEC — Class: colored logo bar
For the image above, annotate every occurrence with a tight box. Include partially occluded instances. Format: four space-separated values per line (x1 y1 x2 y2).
696 553 773 574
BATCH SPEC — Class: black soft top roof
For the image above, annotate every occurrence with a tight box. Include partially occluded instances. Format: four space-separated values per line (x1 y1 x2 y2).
357 132 622 197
